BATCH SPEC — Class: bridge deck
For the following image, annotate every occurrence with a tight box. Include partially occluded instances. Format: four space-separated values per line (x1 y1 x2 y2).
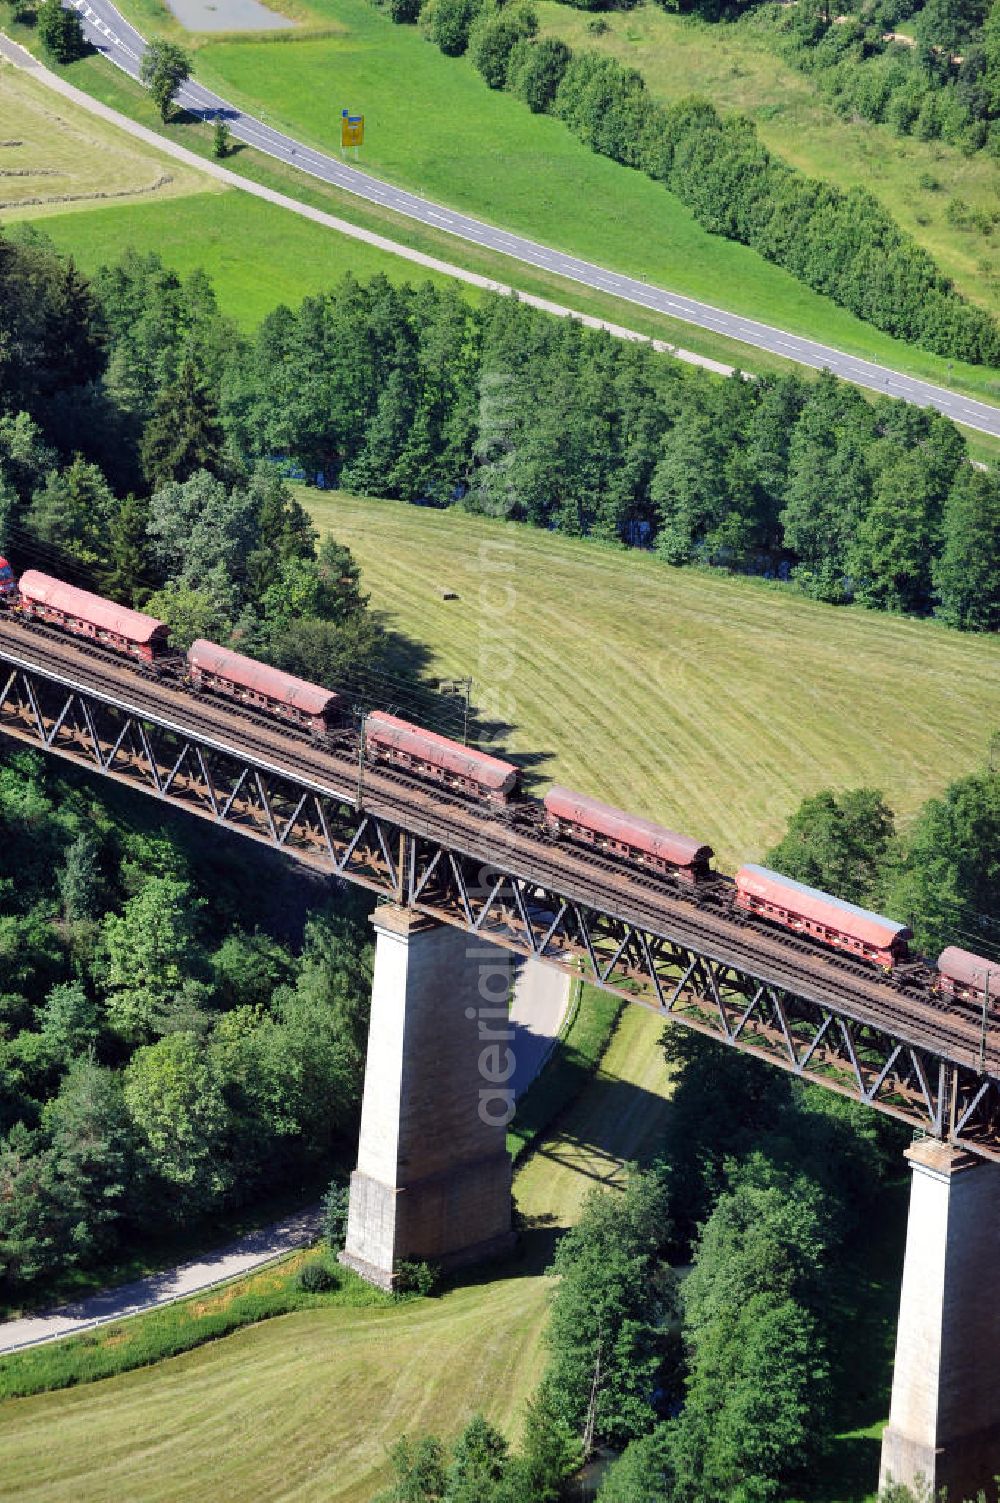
2 617 998 1153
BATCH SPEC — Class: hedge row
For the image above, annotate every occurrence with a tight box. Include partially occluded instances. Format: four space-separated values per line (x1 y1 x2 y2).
403 0 1000 365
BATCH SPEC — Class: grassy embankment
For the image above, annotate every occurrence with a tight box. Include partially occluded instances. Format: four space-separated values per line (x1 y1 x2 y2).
3 16 1000 461
0 53 467 324
308 492 1000 869
537 1 1000 325
0 4 805 379
5 0 1000 413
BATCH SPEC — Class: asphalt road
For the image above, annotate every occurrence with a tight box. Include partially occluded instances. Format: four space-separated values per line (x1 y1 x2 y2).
65 0 1000 438
509 958 571 1099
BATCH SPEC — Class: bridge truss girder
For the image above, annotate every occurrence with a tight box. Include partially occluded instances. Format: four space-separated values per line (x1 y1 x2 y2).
2 659 998 1159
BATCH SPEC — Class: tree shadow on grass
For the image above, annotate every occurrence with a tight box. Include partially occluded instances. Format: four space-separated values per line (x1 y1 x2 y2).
797 1180 908 1503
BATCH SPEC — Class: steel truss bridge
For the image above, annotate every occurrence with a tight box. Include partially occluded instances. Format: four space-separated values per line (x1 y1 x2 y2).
3 620 1000 1159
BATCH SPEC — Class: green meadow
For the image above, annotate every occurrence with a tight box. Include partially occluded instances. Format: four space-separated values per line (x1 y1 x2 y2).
308 492 1000 869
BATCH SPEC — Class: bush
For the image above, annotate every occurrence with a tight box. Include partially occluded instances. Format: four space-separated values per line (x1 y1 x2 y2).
322 1178 350 1250
509 36 573 112
469 3 537 89
394 1260 439 1296
420 0 482 55
295 1258 339 1293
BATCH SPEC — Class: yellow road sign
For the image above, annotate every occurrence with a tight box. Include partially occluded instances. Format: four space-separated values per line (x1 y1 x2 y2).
341 113 364 148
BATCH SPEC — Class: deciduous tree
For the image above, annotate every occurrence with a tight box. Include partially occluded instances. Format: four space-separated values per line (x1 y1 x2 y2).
140 39 192 122
765 788 895 906
123 1031 230 1209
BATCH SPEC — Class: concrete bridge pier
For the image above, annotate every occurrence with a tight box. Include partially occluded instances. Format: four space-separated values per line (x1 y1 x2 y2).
879 1139 1000 1501
340 904 517 1289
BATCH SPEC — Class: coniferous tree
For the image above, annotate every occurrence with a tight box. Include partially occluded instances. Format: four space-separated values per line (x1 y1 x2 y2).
849 452 946 614
25 454 116 573
106 493 152 604
934 466 1000 630
140 362 229 490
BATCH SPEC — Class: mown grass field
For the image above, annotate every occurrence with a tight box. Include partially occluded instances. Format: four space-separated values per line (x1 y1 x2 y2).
0 61 209 216
308 493 1000 868
0 1004 678 1503
537 1 1000 324
15 0 1000 406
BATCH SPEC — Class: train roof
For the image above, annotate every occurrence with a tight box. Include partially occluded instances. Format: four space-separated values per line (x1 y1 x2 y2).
937 946 1000 993
736 864 911 949
365 711 519 793
18 570 169 646
544 785 712 867
188 639 341 718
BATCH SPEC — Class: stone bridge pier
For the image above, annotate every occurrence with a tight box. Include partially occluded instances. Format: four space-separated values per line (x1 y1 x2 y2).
880 1139 1000 1502
340 904 520 1288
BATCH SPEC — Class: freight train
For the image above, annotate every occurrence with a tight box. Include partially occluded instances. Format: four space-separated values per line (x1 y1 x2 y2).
1 559 995 1008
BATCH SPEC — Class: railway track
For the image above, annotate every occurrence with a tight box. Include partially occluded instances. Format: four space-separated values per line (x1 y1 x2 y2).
0 617 995 1077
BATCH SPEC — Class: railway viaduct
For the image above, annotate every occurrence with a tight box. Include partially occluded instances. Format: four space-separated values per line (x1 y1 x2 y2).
1 618 998 1499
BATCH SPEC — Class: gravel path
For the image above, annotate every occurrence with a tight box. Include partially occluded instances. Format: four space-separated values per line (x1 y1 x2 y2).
0 1206 324 1356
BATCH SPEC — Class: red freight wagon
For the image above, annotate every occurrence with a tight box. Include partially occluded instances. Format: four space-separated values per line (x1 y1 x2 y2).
187 639 342 736
544 786 713 883
734 863 911 968
364 711 520 805
17 570 170 663
0 557 15 600
936 946 1000 1005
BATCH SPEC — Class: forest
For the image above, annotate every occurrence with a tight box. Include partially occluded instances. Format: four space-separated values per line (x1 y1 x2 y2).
1 228 999 632
376 0 1000 362
0 744 376 1306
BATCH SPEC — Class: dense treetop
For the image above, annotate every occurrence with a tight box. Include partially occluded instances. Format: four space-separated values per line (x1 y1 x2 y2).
1 229 997 635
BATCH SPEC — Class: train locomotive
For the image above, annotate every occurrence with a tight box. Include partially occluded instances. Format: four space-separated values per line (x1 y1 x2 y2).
0 557 996 1015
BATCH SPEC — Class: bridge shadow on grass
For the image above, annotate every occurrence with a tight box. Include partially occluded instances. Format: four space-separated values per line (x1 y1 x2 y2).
460 1064 677 1289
